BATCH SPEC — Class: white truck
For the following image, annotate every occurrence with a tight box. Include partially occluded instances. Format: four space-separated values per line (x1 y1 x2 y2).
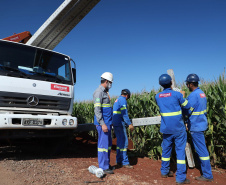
0 39 77 138
0 0 100 139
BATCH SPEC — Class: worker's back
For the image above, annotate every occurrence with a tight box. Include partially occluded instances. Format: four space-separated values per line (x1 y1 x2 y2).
155 88 190 134
186 87 208 131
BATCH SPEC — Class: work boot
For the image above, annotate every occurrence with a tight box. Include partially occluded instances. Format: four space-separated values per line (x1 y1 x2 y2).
116 163 123 168
195 176 214 182
161 171 174 178
176 179 190 184
123 164 133 169
103 169 114 174
109 165 115 170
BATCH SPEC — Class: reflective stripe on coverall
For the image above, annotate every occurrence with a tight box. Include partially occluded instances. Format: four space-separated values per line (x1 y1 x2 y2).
155 88 191 183
184 87 213 179
112 96 132 165
93 85 112 170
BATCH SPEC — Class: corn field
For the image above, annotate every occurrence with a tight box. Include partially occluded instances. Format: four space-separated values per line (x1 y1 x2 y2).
73 73 226 167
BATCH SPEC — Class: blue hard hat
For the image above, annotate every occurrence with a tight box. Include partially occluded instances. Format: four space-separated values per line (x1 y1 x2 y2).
185 74 200 83
121 89 131 99
159 74 172 86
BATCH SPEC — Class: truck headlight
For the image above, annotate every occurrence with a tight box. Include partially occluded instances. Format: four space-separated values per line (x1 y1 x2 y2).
69 119 74 126
62 119 67 126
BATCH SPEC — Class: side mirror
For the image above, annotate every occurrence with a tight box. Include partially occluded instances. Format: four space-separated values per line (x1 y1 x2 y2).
72 68 76 84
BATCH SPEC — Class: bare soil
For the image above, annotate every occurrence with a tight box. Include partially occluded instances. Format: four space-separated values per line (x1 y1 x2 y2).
0 133 225 185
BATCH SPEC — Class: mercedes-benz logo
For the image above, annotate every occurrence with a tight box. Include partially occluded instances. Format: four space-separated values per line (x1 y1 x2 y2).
27 96 39 106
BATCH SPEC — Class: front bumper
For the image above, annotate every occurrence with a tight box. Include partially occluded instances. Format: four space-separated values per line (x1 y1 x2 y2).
0 114 77 129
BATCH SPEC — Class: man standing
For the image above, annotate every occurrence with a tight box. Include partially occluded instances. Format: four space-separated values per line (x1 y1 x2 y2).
184 74 214 182
93 72 114 174
112 89 134 169
155 74 191 184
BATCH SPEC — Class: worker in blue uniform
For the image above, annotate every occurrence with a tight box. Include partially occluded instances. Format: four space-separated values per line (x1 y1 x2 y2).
155 74 191 184
184 74 213 182
112 89 134 169
93 72 114 174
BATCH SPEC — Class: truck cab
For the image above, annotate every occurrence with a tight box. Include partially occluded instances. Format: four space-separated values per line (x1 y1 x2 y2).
0 40 77 139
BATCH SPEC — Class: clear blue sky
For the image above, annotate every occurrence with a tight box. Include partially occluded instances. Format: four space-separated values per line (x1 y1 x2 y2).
1 0 226 101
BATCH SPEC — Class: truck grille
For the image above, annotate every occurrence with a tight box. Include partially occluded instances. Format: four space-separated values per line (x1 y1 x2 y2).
0 91 70 111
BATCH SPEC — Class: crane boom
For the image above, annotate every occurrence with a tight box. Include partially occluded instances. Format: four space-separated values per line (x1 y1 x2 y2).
2 31 32 44
26 0 100 50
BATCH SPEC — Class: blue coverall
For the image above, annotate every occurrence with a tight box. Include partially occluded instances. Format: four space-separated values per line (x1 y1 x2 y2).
184 87 213 179
93 85 113 170
112 96 131 165
155 88 191 183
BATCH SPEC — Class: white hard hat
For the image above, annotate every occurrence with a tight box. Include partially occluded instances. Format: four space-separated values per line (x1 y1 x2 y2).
101 72 113 82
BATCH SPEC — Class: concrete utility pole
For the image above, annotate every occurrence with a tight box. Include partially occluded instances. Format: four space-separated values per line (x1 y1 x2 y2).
167 69 176 88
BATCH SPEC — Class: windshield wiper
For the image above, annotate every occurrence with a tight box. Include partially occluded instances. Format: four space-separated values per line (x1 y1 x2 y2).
0 66 30 78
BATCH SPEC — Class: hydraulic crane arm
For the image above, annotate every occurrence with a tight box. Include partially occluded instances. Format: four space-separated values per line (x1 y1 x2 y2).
26 0 101 50
2 31 32 44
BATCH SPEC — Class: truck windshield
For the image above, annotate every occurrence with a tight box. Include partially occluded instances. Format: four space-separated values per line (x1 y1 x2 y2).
0 41 73 85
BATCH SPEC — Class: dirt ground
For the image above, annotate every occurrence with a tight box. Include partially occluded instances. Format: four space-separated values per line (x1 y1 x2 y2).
0 133 225 185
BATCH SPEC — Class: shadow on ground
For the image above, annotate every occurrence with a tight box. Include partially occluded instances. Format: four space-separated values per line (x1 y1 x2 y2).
0 132 98 161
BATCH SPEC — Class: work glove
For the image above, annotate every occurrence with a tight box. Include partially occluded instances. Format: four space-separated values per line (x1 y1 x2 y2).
129 124 134 131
